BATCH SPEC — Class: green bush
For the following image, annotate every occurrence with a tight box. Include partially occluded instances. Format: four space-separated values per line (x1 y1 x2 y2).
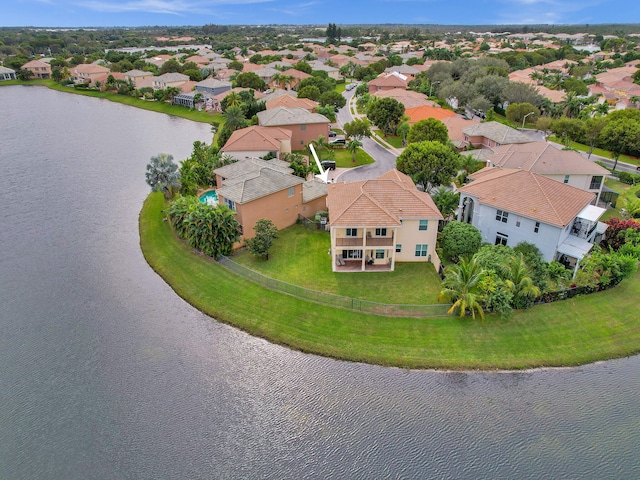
618 171 640 185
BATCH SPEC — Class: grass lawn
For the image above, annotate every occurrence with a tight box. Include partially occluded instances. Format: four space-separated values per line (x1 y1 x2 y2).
233 224 442 304
373 130 404 148
330 147 375 168
549 136 640 167
141 191 640 370
602 177 640 220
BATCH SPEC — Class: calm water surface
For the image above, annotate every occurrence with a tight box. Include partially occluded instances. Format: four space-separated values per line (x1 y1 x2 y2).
1 86 639 479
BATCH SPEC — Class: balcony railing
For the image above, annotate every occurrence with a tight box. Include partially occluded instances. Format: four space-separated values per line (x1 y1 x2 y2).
335 237 394 247
365 237 394 247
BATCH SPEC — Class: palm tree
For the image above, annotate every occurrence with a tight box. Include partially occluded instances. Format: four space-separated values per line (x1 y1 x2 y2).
310 135 329 160
438 256 486 319
499 253 540 309
223 105 247 132
224 91 241 108
145 153 181 199
346 139 362 162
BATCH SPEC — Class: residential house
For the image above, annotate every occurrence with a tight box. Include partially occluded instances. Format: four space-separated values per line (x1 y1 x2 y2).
277 68 312 90
145 54 173 69
123 69 154 86
220 125 292 160
485 141 610 204
214 158 327 242
384 65 420 77
372 89 436 109
153 72 190 90
327 169 443 272
441 117 480 150
194 77 232 96
257 107 330 148
309 60 342 80
0 66 17 80
404 105 456 125
368 72 408 94
71 63 111 86
457 168 607 274
265 95 318 112
461 121 536 149
21 60 51 79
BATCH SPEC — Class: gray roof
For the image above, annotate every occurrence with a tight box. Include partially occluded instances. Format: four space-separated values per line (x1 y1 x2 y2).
214 157 292 180
195 77 232 89
309 61 339 72
258 107 330 127
155 72 189 83
385 65 420 75
253 66 279 79
0 66 16 74
462 121 537 145
303 179 328 203
216 167 304 204
124 69 149 77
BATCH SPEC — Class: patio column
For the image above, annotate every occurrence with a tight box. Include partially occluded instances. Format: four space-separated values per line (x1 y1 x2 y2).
361 228 367 271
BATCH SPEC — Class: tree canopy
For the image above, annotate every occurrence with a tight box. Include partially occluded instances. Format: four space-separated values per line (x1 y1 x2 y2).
406 118 449 145
366 97 405 136
395 141 461 192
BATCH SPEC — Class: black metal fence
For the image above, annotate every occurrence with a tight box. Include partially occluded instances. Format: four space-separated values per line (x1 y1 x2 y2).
218 256 451 318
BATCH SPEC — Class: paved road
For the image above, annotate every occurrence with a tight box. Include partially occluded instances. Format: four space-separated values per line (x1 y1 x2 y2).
334 88 399 182
547 140 639 174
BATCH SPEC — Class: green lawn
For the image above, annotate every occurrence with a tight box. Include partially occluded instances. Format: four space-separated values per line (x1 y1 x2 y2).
330 147 375 168
233 224 442 304
602 177 640 220
549 136 640 167
140 191 640 370
373 130 404 148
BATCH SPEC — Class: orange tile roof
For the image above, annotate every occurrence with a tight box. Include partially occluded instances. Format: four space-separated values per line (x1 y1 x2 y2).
265 95 318 111
327 169 443 227
222 126 292 152
459 168 596 227
405 105 456 124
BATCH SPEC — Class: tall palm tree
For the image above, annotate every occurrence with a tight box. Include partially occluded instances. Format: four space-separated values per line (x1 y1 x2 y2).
438 256 486 320
224 91 241 108
223 105 247 132
499 253 540 309
310 135 329 160
346 139 362 162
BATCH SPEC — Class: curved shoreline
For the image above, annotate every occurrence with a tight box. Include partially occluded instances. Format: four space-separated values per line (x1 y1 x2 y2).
140 191 640 370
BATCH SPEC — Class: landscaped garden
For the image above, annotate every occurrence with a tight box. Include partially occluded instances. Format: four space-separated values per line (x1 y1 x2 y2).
140 191 640 370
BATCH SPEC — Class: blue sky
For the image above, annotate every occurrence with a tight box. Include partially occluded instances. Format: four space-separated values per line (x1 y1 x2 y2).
3 0 639 28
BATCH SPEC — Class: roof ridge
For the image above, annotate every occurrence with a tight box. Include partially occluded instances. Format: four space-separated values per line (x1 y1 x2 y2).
329 181 367 225
361 180 399 222
531 172 563 225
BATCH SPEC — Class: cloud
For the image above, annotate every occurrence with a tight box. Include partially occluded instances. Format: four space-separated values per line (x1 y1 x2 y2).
81 0 272 16
496 0 604 24
266 1 318 16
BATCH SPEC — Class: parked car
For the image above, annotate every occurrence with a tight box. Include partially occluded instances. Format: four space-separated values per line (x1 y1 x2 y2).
329 137 346 146
346 83 357 91
321 160 336 171
328 131 337 137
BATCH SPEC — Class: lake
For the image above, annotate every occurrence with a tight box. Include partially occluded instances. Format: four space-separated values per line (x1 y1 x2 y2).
1 85 639 479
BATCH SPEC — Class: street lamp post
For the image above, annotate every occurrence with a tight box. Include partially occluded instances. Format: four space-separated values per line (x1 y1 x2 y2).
522 111 534 130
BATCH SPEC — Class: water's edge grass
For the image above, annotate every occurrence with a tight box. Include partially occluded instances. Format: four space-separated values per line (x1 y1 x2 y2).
140 191 640 370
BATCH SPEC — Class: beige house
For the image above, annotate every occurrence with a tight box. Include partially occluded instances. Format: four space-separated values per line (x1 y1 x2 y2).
72 64 111 85
462 121 536 149
123 69 154 86
368 72 408 94
153 72 190 90
221 126 292 160
327 170 443 272
21 60 51 79
257 107 330 148
214 158 328 243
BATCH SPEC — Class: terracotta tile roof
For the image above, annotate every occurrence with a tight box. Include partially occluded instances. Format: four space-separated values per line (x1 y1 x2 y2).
459 168 596 227
280 68 312 80
327 169 443 227
405 105 456 124
441 116 480 146
265 95 318 111
368 72 408 88
222 126 292 153
488 142 610 176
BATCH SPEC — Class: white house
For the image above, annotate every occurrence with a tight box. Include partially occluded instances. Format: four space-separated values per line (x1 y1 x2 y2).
457 168 608 274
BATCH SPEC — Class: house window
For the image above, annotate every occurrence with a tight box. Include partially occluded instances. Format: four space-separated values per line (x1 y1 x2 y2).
496 210 508 223
375 249 385 259
342 249 362 259
415 244 428 257
224 198 235 210
300 125 307 130
590 176 603 190
288 186 295 197
495 232 508 246
419 219 428 231
516 221 521 227
534 222 540 233
375 228 387 236
346 228 358 237
564 174 570 184
396 244 402 253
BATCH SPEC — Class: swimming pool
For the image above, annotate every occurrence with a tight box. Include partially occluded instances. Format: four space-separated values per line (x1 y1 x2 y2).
199 190 218 205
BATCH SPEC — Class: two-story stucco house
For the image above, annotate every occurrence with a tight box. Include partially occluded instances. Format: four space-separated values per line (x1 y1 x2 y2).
257 107 330 148
457 168 608 274
214 158 327 243
21 60 51 79
327 170 443 272
153 72 190 90
485 141 610 204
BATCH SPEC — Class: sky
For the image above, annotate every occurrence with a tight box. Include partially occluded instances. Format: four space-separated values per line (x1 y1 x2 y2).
2 0 640 28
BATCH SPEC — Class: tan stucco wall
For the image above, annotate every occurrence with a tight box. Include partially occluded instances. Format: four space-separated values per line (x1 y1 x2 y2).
282 123 330 148
394 219 439 265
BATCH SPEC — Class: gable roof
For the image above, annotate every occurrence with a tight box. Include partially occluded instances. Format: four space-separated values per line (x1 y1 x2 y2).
257 107 329 127
222 126 292 153
462 121 536 145
488 142 610 176
214 157 292 179
195 77 232 89
459 168 596 227
327 169 443 227
280 68 312 80
372 89 436 109
265 95 318 111
368 72 408 88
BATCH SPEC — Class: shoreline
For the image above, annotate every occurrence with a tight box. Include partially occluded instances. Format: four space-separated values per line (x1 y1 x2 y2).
139 191 640 371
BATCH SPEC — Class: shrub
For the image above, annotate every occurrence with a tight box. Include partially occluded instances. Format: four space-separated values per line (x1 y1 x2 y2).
440 221 482 260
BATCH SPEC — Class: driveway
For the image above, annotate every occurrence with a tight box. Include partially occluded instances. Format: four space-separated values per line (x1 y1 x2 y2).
334 88 399 182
